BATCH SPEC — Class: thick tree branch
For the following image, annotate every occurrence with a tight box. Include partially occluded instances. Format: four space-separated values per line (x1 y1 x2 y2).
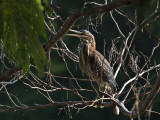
0 101 112 112
0 68 21 82
0 0 136 82
44 0 136 51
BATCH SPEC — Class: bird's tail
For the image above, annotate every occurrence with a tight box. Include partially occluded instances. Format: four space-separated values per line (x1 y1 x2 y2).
112 102 120 115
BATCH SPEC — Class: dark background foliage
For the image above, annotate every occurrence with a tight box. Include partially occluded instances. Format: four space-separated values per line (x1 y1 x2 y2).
0 0 160 120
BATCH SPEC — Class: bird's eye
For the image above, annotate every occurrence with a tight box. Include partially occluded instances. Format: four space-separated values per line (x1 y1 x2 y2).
81 32 86 35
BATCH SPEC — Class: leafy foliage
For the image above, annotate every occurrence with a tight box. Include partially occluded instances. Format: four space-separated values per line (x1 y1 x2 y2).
0 0 48 76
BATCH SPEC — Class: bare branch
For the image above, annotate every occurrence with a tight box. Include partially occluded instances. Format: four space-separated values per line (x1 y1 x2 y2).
0 68 21 82
0 0 136 82
114 27 136 79
0 101 112 113
44 0 136 51
120 73 160 118
1 0 160 119
118 64 160 95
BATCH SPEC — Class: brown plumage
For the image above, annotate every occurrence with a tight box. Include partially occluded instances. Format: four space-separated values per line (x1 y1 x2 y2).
66 29 119 115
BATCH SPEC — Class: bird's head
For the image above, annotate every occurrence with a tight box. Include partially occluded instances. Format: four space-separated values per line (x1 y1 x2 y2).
66 29 95 45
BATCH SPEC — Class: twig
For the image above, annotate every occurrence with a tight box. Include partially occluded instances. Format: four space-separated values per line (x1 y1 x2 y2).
114 27 136 79
118 64 160 95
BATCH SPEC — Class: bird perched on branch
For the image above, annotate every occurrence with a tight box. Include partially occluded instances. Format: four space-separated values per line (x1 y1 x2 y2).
66 29 119 115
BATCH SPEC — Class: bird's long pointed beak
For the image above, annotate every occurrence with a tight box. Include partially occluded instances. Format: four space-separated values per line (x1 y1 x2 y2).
66 29 83 38
66 34 82 37
69 29 82 34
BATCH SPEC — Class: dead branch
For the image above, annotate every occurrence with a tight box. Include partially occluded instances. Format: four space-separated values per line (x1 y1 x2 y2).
120 73 160 118
0 0 136 82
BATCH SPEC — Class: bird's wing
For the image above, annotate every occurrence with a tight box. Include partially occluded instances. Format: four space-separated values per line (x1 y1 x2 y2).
93 50 118 88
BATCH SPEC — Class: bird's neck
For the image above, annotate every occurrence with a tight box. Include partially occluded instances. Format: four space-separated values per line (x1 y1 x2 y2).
79 42 96 72
82 42 95 56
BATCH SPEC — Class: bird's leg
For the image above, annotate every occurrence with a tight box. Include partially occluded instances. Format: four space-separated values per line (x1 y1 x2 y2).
100 86 113 108
98 87 107 108
92 94 101 108
105 88 120 115
101 87 107 103
92 84 102 108
99 86 111 108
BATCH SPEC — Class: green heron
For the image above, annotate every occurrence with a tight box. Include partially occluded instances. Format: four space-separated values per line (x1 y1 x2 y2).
66 29 119 115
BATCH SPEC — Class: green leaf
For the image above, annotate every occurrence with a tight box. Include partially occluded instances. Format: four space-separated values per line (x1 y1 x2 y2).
1 0 48 77
36 0 44 11
0 8 4 39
